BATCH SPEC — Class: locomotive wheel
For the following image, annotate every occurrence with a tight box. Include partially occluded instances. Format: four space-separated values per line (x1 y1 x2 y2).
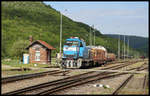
61 60 66 69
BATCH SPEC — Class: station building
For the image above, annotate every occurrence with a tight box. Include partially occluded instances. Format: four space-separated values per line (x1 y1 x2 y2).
26 39 55 64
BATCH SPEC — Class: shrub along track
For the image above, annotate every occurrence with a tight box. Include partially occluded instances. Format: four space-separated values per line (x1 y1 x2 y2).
3 59 145 95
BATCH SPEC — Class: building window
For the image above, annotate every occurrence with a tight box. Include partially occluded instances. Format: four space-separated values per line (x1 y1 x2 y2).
35 47 40 51
35 51 40 61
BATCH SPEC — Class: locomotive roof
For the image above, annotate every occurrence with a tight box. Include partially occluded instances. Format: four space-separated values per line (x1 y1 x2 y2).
87 45 107 51
66 38 82 42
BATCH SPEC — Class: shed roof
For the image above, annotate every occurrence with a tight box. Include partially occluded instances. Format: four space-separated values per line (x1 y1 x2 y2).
26 40 56 50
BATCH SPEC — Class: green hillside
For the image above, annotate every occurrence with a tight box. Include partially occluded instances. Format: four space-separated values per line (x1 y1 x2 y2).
2 1 140 58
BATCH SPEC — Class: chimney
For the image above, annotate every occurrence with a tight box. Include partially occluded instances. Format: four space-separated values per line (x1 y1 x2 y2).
29 35 33 44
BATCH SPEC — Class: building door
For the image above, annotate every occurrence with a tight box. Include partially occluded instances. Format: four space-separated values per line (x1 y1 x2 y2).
47 50 51 64
23 54 29 64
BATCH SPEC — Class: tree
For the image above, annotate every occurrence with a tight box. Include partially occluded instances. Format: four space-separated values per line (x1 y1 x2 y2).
11 40 29 59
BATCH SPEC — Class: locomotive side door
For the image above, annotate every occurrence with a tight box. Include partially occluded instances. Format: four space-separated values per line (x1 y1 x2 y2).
79 41 84 57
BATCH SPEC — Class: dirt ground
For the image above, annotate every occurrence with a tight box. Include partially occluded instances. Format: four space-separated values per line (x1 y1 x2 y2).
118 74 149 95
55 74 148 95
55 74 131 95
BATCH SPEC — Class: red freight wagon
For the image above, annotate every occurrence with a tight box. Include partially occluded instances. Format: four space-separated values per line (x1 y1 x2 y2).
107 53 116 61
90 46 107 65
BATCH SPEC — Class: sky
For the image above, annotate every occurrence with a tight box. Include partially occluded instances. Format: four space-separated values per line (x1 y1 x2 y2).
43 1 149 38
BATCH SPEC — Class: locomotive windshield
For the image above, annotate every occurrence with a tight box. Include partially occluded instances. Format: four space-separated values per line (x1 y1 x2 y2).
64 41 79 46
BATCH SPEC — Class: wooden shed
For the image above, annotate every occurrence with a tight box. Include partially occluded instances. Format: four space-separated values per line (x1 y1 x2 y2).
26 40 55 64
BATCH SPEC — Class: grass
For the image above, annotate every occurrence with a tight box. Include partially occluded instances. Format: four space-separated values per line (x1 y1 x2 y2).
119 60 145 71
2 69 46 77
134 73 146 78
2 58 59 69
1 58 60 77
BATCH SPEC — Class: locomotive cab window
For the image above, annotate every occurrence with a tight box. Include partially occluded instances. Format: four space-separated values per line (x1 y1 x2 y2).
80 42 83 47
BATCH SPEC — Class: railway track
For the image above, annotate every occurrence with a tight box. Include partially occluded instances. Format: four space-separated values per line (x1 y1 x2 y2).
112 74 134 95
143 74 148 89
32 65 148 95
100 60 141 70
106 59 143 66
3 60 145 95
112 63 148 95
2 70 70 84
2 59 139 84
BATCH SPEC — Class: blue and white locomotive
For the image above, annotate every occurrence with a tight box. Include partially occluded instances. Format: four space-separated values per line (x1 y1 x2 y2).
62 37 107 68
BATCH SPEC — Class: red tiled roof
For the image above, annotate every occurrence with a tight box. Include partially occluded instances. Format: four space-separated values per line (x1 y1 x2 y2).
26 40 56 50
37 40 56 50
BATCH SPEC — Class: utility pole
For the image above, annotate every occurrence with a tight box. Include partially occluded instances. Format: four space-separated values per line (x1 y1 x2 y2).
118 34 120 60
60 11 62 58
93 25 95 46
60 9 67 75
59 9 67 58
124 34 126 60
122 39 124 58
127 36 130 58
91 25 93 46
90 26 92 46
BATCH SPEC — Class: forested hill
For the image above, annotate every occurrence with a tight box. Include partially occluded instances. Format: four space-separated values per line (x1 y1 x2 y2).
2 1 140 58
104 34 149 57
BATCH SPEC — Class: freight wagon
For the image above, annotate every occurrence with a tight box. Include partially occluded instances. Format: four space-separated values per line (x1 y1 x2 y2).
61 37 108 68
107 53 116 62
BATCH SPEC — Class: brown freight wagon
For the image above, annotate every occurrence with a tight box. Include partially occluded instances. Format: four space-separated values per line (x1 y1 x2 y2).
107 53 116 61
90 48 107 65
